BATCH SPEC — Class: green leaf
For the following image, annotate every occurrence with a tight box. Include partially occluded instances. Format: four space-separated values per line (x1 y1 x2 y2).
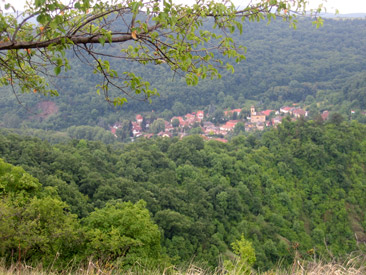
131 2 140 13
98 37 105 46
54 66 61 75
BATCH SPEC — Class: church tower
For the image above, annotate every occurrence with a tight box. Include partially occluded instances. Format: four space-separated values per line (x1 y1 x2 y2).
250 105 256 115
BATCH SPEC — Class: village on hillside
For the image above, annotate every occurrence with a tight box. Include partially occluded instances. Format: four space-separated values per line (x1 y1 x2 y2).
110 105 325 143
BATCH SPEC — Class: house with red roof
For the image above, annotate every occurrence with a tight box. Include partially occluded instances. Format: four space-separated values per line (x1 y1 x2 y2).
132 122 142 136
220 120 239 131
184 113 200 126
292 108 308 118
110 127 117 137
136 114 143 123
261 110 274 117
187 113 199 123
164 121 174 132
272 116 283 126
204 128 221 135
157 131 172 138
185 113 195 120
321 111 329 121
196 110 204 120
280 106 294 114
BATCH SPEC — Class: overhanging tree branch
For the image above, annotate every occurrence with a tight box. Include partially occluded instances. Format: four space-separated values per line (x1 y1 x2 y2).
0 0 325 106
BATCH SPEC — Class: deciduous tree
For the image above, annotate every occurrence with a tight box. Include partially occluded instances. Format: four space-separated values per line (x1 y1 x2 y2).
83 200 162 267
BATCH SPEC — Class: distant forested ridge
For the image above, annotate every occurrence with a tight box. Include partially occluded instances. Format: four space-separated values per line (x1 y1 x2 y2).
1 118 365 270
1 18 366 131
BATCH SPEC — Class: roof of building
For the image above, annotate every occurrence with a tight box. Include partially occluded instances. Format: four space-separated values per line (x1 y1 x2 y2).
157 131 172 137
223 120 239 129
261 110 273 116
280 106 294 112
321 111 329 120
292 108 307 115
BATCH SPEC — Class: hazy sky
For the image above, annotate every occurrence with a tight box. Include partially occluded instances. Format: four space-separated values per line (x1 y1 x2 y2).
308 0 366 14
8 0 366 14
228 0 366 14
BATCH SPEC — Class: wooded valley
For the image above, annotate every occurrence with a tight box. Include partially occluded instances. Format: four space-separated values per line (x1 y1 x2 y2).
1 1 366 272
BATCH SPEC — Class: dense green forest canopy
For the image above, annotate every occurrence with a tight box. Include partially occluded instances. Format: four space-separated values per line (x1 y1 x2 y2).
1 118 365 270
1 17 366 132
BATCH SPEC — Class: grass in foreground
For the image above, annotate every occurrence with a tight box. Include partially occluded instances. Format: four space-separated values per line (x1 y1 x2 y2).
1 255 366 275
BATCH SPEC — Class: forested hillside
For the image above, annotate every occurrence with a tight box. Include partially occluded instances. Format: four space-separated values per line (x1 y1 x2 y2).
1 18 366 131
1 118 366 270
2 0 366 272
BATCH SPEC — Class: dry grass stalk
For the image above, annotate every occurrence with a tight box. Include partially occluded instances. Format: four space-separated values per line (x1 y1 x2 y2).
1 254 366 275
